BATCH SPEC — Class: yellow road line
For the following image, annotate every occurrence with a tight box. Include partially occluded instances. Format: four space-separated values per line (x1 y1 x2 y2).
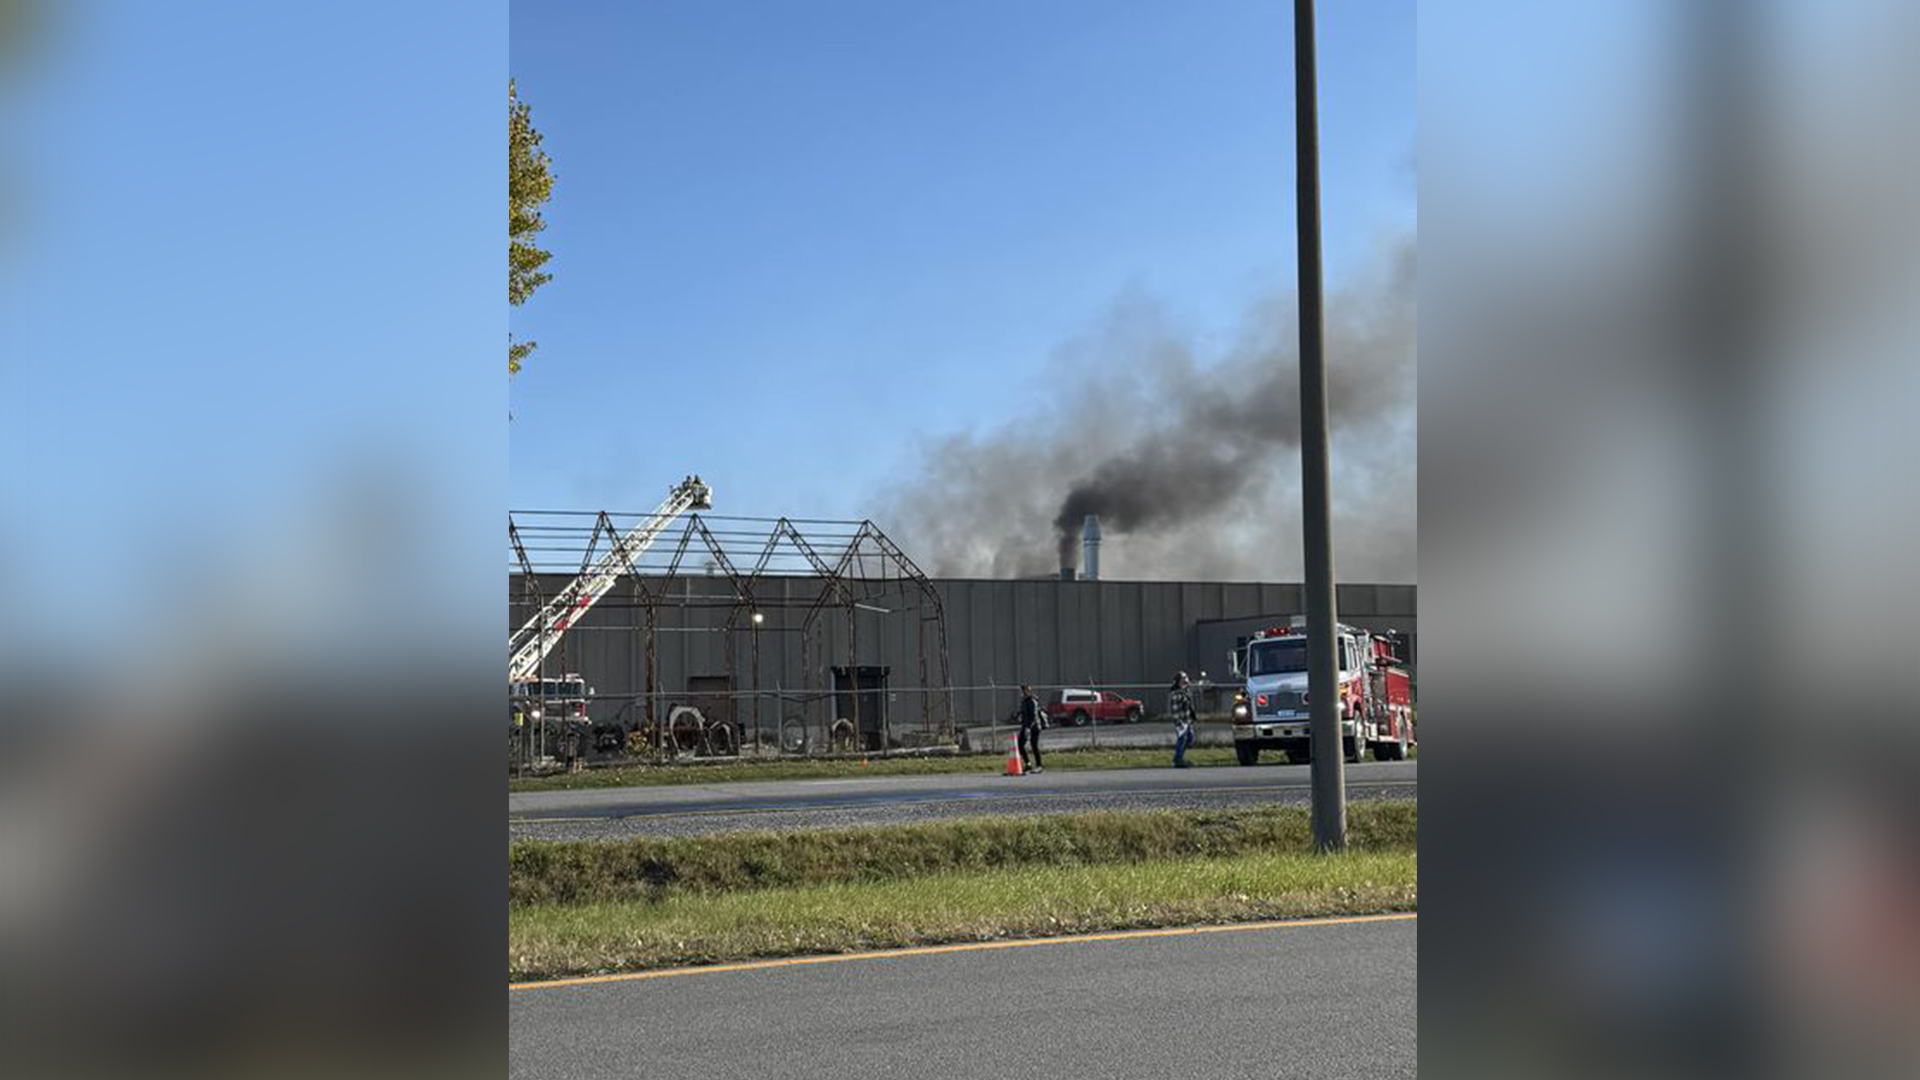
509 912 1417 992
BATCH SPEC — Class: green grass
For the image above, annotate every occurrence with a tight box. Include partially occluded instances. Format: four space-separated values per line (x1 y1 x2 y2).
508 745 1246 792
507 801 1418 980
509 848 1417 982
509 800 1417 906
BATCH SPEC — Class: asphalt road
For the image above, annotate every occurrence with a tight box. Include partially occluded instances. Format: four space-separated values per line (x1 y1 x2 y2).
509 760 1418 840
509 914 1417 1080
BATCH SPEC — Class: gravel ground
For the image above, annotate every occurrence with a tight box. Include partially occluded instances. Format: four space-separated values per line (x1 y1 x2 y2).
508 781 1419 841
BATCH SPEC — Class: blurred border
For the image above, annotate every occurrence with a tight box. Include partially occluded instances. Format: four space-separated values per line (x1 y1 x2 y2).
1421 2 1919 1077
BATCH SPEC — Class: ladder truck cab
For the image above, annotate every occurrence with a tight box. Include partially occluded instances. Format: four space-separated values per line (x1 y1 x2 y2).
1229 622 1415 766
508 675 591 730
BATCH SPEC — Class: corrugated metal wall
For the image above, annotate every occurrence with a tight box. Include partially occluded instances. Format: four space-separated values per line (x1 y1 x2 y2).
509 575 1415 732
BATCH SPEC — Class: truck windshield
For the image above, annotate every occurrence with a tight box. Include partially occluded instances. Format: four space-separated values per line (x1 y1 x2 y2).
1248 639 1307 676
514 680 585 700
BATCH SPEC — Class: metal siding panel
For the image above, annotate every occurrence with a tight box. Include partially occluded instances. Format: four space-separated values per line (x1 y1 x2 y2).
993 581 1016 698
1137 583 1161 686
1034 582 1059 688
1067 580 1082 680
1144 583 1185 696
1013 580 1044 680
1120 582 1145 684
1258 583 1285 612
1082 583 1103 685
1057 584 1081 686
1098 582 1125 684
1055 583 1073 689
1337 583 1379 617
1222 583 1261 620
891 585 908 675
776 578 800 706
1381 584 1416 618
1282 584 1305 614
971 581 996 694
997 582 1020 721
1087 584 1103 684
1179 583 1203 630
959 582 982 719
942 582 969 717
938 581 963 682
661 579 683 689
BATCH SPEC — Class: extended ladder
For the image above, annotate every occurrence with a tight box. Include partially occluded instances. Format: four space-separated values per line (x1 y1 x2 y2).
508 475 712 683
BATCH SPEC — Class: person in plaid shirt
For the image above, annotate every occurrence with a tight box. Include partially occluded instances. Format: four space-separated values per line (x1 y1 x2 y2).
1169 671 1197 768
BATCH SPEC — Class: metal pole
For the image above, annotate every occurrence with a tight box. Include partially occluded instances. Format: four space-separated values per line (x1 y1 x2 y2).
1294 0 1345 851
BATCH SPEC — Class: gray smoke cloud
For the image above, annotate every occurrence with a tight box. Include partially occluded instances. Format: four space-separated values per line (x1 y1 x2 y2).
880 235 1416 582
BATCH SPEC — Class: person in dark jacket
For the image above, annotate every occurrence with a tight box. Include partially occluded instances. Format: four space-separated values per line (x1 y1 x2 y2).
1169 672 1197 767
1017 684 1044 774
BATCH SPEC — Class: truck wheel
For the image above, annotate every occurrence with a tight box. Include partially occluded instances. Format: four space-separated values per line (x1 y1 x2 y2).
829 718 857 753
668 705 706 757
780 717 810 755
1125 706 1143 724
1236 743 1260 766
1071 710 1090 728
1379 727 1407 761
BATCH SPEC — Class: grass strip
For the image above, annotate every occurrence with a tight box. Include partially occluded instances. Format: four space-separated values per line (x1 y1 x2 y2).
510 800 1416 906
509 848 1416 982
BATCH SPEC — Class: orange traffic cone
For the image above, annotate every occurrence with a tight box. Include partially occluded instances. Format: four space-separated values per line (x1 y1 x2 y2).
1005 733 1024 776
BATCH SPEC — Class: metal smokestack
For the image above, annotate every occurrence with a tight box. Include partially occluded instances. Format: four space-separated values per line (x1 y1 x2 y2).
1081 515 1102 581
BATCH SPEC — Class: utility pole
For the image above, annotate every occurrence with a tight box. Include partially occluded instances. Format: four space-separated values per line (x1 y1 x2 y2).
1294 0 1345 851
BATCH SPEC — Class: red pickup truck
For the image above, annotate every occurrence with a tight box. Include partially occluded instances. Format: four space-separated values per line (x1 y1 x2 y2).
1045 688 1145 727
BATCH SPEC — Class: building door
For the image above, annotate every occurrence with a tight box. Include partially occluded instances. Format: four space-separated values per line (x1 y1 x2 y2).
831 665 890 752
686 675 734 731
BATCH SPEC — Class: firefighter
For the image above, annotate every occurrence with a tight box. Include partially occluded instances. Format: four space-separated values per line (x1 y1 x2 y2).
1169 672 1197 768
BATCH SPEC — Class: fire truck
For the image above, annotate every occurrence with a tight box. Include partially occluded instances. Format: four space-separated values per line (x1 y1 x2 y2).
1229 622 1415 766
507 476 711 769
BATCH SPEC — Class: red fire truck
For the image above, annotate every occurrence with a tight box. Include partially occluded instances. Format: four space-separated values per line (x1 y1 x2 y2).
1229 622 1415 765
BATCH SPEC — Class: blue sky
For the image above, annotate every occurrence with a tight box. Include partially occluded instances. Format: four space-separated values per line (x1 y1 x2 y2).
1 2 502 653
510 0 1415 522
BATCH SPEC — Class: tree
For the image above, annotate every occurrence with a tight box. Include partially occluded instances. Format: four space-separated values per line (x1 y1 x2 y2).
510 80 554 375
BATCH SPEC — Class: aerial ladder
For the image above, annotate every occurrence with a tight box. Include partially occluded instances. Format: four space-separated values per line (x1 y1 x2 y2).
509 475 712 684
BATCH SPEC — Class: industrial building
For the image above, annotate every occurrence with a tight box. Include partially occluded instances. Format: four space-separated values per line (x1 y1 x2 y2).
509 565 1416 755
509 501 1413 759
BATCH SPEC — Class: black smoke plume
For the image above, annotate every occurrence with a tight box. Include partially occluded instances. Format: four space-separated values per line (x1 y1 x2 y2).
882 236 1416 582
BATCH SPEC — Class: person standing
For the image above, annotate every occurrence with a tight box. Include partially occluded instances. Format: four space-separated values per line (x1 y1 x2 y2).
1017 684 1045 774
1169 672 1197 768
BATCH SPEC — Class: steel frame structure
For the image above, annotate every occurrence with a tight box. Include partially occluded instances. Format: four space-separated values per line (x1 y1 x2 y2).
508 511 953 760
